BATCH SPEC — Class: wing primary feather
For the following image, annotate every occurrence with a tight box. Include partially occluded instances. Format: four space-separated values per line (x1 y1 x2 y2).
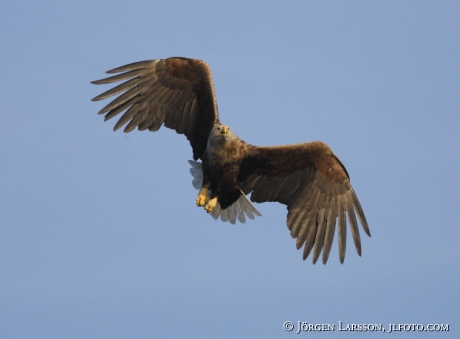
295 209 315 249
322 209 337 264
138 112 159 131
289 187 314 238
113 103 140 131
103 96 136 121
97 86 140 114
301 174 330 259
91 69 144 85
302 213 319 260
145 85 172 110
144 102 165 131
289 206 306 239
92 78 139 102
105 60 154 74
351 189 371 237
294 183 321 246
124 103 155 132
347 201 362 256
312 208 327 264
338 208 346 264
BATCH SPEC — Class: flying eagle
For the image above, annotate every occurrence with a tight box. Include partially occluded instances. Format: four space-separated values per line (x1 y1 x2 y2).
91 57 370 264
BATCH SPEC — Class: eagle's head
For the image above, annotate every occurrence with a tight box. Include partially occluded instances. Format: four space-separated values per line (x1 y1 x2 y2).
212 125 237 140
207 124 239 153
216 125 229 136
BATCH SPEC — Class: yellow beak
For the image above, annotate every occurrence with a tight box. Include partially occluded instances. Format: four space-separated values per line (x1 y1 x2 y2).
221 126 229 135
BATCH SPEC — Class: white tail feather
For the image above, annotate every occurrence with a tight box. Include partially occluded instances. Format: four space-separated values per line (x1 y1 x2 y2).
188 160 203 189
188 160 261 224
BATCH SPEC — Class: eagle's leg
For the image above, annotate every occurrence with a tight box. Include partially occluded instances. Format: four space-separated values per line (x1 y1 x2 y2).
205 197 218 213
196 188 209 207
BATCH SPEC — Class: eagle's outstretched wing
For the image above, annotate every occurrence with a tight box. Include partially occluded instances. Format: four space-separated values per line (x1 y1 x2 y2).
91 57 219 160
238 141 370 264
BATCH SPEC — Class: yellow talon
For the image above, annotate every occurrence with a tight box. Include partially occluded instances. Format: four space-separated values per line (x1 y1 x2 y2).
205 198 217 213
196 188 209 207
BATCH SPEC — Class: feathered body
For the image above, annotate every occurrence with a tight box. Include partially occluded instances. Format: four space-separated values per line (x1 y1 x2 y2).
92 57 371 264
202 126 251 209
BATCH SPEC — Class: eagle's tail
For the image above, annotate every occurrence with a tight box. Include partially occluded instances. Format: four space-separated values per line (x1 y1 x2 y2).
188 160 261 224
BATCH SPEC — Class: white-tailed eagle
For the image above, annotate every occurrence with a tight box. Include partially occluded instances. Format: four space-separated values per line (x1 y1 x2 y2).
91 57 370 264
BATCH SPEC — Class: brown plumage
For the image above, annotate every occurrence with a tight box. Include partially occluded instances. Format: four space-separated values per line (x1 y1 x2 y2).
91 58 218 160
92 57 370 264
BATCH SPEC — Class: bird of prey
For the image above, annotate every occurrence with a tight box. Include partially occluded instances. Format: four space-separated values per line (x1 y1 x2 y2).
91 57 370 264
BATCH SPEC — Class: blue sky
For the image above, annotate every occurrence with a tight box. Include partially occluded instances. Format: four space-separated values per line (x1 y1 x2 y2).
1 1 459 338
